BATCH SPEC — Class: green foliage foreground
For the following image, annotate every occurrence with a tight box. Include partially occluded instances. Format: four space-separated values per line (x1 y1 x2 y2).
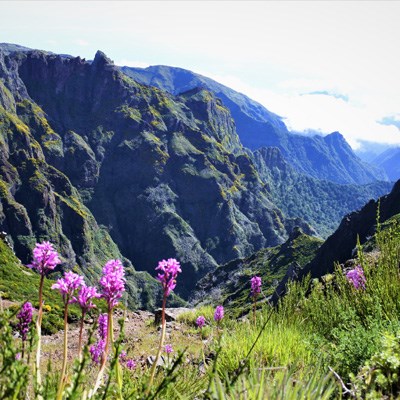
1 218 400 399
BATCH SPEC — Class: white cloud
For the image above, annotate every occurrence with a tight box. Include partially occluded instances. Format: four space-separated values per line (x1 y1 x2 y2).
203 72 400 149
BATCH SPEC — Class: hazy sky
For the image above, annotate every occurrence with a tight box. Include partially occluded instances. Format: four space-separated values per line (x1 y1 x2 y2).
1 1 399 149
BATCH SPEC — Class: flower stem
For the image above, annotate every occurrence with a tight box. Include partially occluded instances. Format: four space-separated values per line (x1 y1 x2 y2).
146 294 167 395
21 340 25 361
113 314 123 400
35 274 44 398
253 298 256 326
77 311 86 361
89 308 113 398
56 302 69 400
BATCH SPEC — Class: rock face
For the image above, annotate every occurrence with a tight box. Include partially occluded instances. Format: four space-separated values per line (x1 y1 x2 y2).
0 47 302 299
297 179 400 281
252 147 393 237
121 65 387 184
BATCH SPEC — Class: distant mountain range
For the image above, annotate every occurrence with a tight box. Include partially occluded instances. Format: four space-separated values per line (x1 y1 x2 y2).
252 147 392 237
372 147 400 181
121 65 388 185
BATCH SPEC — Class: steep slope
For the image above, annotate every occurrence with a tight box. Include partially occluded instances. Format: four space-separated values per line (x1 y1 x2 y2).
193 228 322 316
121 65 387 184
253 147 393 237
0 48 306 298
295 179 400 285
372 147 400 181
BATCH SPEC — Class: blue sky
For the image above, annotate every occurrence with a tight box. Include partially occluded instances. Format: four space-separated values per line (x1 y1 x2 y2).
1 1 399 149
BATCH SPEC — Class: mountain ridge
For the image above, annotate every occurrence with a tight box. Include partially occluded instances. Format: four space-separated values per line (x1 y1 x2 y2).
121 64 387 185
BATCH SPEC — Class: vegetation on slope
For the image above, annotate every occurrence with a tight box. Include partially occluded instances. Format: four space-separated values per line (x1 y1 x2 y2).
253 146 393 237
193 228 323 316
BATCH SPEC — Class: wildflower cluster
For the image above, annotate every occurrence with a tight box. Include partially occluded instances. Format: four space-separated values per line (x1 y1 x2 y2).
165 344 173 354
346 266 366 289
214 306 224 322
250 276 262 297
196 315 206 328
72 285 100 313
155 258 182 296
100 259 126 308
16 302 33 341
90 314 108 364
51 271 85 303
28 241 61 275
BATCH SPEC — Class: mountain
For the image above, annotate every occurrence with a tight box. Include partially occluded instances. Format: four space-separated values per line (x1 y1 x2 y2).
0 46 311 300
121 65 387 184
252 147 393 237
371 147 400 181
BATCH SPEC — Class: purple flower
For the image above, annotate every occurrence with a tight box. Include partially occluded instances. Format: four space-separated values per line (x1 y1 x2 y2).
214 306 224 322
196 315 206 328
15 353 22 361
126 359 136 370
98 313 108 340
51 271 85 303
72 285 100 313
250 276 262 297
119 350 127 362
90 339 106 364
90 314 109 364
346 266 366 289
16 302 33 341
99 259 125 308
28 241 61 275
155 258 182 296
165 344 173 354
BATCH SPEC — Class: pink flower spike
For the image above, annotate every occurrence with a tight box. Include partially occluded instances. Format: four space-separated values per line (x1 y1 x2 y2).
99 259 126 309
346 266 366 290
164 344 173 354
119 351 127 363
155 258 182 296
51 271 85 303
250 276 262 297
72 285 101 312
17 302 33 341
90 339 106 364
98 313 108 340
126 359 136 370
28 241 61 275
214 306 224 322
196 315 206 328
